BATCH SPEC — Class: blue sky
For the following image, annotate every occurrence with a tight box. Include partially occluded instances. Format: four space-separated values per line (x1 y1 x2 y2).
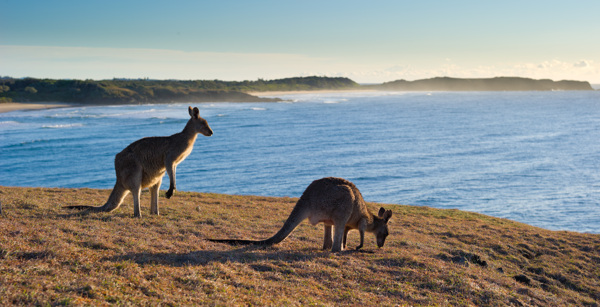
2 0 599 83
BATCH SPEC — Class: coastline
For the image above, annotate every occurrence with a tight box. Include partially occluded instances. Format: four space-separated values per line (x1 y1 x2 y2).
4 87 593 113
0 102 78 113
247 89 377 96
0 90 374 113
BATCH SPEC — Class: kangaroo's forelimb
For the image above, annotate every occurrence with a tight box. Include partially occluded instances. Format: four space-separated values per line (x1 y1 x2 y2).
165 158 176 199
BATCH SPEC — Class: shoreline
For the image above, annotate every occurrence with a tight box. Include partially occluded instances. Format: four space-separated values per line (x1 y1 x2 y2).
3 88 596 113
0 102 79 113
0 90 375 113
247 89 377 96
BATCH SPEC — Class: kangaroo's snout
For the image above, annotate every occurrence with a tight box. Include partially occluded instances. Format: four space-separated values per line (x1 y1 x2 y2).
203 127 213 137
377 237 386 248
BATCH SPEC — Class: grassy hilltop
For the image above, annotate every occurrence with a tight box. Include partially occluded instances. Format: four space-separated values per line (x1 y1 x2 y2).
374 77 593 91
0 186 599 305
0 76 358 104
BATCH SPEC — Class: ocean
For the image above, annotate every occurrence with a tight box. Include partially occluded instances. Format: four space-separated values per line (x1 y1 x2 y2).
1 91 599 233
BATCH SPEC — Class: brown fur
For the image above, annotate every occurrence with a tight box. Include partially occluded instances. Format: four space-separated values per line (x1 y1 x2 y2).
209 177 393 252
65 106 212 217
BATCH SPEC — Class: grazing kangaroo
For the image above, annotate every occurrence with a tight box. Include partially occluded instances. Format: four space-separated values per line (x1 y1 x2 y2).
209 177 393 252
65 106 213 218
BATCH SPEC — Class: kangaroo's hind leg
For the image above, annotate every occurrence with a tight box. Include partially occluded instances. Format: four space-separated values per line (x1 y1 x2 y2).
331 208 352 252
323 225 333 250
124 165 144 218
332 221 349 252
149 178 162 215
330 186 354 252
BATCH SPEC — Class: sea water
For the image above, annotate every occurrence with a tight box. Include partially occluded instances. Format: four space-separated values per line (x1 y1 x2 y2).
1 91 599 233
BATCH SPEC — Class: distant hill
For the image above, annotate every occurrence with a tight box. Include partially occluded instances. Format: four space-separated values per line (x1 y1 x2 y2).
232 76 359 92
0 76 358 104
0 76 593 104
375 77 593 91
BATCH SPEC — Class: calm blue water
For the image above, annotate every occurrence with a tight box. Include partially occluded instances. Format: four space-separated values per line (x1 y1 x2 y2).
1 91 599 233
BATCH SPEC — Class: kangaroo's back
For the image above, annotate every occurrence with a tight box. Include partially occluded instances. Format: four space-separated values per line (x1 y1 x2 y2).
300 177 370 226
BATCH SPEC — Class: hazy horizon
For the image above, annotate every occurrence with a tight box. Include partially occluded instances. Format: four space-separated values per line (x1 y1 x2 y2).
2 1 599 84
0 75 596 87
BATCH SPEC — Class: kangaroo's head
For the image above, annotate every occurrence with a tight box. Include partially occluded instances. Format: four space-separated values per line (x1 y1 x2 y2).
188 106 213 136
375 207 393 248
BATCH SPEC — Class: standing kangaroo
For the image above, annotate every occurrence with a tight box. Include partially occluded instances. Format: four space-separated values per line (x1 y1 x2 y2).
65 106 213 218
209 177 393 252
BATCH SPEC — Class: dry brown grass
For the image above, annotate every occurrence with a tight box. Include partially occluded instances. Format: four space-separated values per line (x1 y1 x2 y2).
1 186 599 306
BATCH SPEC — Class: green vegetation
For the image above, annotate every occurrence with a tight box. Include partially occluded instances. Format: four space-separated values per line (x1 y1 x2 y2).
0 75 593 105
1 186 598 305
374 77 593 91
225 76 360 92
0 76 359 104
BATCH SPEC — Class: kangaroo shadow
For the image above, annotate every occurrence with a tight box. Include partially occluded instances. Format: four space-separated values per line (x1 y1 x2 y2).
104 245 375 267
56 209 123 220
57 210 94 218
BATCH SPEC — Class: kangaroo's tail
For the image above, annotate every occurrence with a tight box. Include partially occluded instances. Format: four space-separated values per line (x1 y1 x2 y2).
206 239 263 245
63 183 128 213
208 199 309 246
63 205 105 211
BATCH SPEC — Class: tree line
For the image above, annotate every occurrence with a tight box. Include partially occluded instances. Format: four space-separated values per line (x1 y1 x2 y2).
0 76 359 104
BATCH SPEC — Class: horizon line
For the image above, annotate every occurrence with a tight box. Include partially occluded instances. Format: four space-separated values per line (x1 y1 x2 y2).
0 75 594 85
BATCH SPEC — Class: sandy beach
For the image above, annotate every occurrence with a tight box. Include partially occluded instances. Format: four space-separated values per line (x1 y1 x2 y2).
0 90 376 113
0 102 77 113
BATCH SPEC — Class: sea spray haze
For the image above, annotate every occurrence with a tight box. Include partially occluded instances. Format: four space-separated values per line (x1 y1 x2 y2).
1 91 599 232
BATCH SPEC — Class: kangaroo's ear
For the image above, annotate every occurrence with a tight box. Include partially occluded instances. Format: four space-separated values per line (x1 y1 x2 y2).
384 210 392 223
378 207 386 217
189 106 200 119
